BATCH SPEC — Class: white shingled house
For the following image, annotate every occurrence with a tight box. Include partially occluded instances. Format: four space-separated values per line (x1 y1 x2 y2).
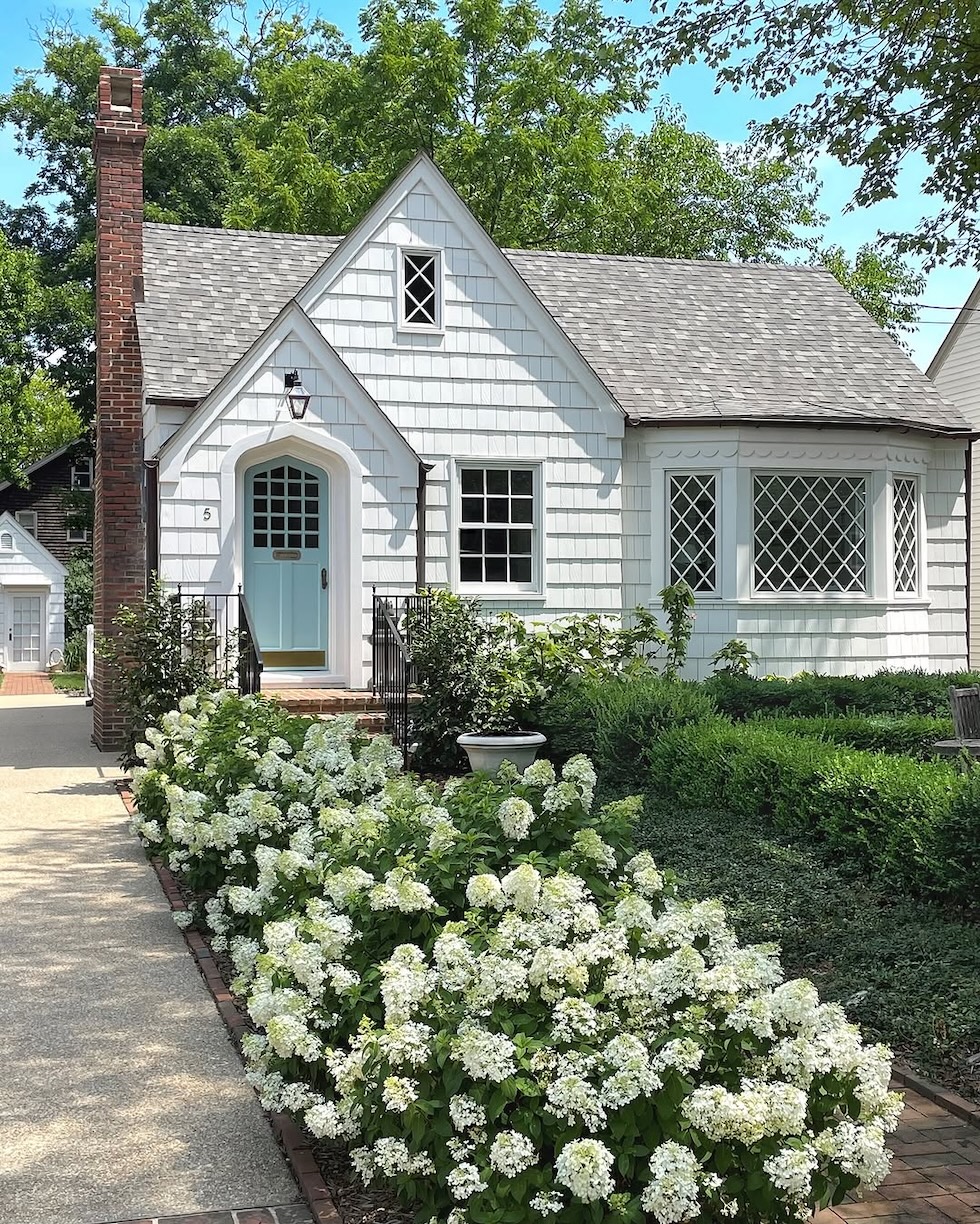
90 67 972 743
928 279 980 669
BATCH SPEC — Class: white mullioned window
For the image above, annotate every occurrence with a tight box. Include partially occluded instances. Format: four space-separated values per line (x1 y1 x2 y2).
668 472 718 593
70 457 93 490
753 472 868 594
400 249 441 329
458 465 537 589
14 510 38 538
893 476 919 595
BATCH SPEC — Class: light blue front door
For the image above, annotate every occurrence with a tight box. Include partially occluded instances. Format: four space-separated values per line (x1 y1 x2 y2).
244 458 329 667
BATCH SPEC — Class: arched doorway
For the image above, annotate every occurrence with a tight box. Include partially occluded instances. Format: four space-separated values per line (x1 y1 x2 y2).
243 456 329 668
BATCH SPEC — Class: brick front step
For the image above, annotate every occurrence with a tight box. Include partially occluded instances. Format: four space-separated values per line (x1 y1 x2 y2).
265 689 385 716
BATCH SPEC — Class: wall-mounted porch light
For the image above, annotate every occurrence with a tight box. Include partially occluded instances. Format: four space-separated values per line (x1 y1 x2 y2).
284 370 311 420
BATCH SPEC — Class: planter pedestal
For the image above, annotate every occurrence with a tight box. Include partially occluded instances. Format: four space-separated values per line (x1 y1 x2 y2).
457 732 547 775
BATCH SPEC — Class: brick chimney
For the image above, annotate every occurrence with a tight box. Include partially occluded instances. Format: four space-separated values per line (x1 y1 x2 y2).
92 67 147 750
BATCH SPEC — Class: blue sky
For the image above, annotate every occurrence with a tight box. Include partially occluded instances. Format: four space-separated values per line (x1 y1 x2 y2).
1 0 974 371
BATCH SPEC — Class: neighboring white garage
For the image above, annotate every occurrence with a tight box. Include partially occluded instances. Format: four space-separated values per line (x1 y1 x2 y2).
0 511 66 673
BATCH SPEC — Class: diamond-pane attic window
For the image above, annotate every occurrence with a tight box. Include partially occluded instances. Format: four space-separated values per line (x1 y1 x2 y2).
402 251 439 327
753 473 867 594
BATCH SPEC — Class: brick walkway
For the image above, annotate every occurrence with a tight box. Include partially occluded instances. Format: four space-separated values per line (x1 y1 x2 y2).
106 1207 312 1224
815 1086 980 1221
0 671 54 695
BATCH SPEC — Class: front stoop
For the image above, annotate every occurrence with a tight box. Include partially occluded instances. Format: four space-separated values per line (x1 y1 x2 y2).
264 688 387 732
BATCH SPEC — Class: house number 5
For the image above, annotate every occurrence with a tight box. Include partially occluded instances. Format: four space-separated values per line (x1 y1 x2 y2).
203 507 212 521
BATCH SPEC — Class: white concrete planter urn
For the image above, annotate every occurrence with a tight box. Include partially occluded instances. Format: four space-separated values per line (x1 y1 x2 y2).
456 731 547 775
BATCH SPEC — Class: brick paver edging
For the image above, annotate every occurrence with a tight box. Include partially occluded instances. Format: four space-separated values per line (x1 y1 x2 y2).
117 783 339 1224
892 1066 980 1132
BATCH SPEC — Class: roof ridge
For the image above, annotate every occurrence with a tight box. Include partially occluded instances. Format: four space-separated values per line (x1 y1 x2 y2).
142 221 342 242
141 221 825 274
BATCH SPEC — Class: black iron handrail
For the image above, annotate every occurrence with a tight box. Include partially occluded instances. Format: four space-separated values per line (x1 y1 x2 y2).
237 591 264 695
172 587 263 696
372 590 431 764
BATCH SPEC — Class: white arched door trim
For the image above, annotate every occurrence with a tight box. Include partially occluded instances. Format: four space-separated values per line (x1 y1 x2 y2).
216 422 365 688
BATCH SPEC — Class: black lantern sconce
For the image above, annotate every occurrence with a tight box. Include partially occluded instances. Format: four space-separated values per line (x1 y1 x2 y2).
284 369 311 419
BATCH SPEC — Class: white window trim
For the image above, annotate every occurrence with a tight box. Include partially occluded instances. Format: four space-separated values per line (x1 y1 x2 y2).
748 469 876 601
450 458 545 599
665 470 721 598
70 457 94 490
891 473 923 600
397 246 444 334
14 510 38 538
67 526 91 543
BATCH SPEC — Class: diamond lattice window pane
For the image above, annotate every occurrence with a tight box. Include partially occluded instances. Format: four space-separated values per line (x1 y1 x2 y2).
403 252 438 325
753 473 867 593
893 477 918 594
669 473 717 591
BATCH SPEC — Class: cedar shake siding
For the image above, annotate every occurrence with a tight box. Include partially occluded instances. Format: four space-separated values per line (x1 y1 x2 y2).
0 451 92 564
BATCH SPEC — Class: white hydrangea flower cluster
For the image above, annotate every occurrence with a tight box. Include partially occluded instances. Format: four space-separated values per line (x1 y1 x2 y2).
138 695 899 1224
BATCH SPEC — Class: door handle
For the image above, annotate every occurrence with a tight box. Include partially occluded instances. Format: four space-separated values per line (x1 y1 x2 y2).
321 568 328 589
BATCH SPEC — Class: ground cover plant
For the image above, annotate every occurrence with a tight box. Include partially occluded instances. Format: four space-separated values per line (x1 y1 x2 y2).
51 671 84 692
132 689 904 1224
630 798 980 1104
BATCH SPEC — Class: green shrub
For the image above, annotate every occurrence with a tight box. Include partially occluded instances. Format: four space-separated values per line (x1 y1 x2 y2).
99 579 239 765
133 693 902 1224
64 551 93 638
704 669 980 721
646 721 973 900
752 713 953 759
62 629 87 673
408 593 672 772
532 675 718 778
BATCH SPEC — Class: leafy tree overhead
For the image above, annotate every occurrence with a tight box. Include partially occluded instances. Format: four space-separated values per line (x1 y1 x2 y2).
636 0 980 269
0 0 926 444
0 231 81 486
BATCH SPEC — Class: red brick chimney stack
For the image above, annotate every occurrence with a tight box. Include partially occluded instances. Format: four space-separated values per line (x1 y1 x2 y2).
92 66 147 750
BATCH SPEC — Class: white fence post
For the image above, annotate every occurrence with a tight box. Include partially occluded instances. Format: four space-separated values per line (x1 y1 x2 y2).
85 623 95 698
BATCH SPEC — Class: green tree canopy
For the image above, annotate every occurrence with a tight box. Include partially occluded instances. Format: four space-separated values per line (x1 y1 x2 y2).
0 0 926 434
635 0 980 269
0 231 81 487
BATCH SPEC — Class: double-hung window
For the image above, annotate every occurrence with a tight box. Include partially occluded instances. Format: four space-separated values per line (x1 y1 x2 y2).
70 458 93 490
14 510 38 538
753 472 868 594
458 465 538 590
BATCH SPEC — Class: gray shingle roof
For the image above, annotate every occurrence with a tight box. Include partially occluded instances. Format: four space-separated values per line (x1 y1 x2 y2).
140 223 970 434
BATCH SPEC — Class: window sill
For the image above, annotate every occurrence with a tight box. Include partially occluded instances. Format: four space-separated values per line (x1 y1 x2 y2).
649 596 932 611
458 588 547 602
396 325 445 338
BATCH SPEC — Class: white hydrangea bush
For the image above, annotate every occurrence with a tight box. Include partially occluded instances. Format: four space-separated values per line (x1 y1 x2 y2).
133 691 900 1224
130 689 403 896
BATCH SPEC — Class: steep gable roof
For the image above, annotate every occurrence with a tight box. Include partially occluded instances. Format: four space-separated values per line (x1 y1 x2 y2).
139 223 971 436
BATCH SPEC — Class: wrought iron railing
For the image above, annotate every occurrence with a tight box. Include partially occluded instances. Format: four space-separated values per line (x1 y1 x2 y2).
372 590 431 764
172 587 264 696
